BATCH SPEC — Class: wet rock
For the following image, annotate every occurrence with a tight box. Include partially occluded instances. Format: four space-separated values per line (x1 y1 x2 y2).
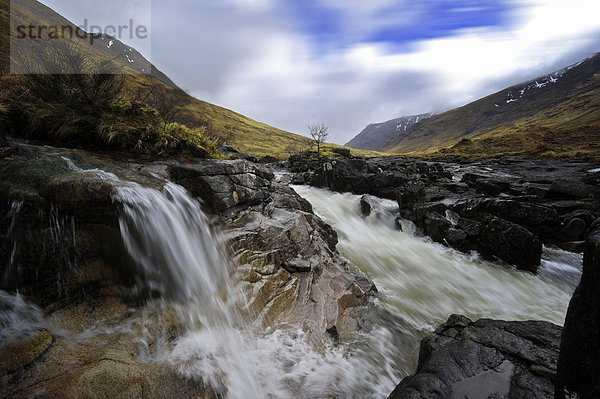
444 228 467 248
548 179 600 200
332 148 351 157
397 180 427 210
1 298 211 399
556 241 586 253
0 330 53 376
422 212 453 244
167 160 273 216
40 173 119 225
389 315 562 399
453 198 560 239
555 221 600 398
479 215 542 272
228 188 374 345
0 154 129 307
558 218 587 242
360 194 377 217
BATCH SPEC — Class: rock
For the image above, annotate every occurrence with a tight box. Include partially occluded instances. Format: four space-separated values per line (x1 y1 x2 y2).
218 143 239 154
422 212 453 244
40 173 119 225
389 315 562 399
259 155 278 164
0 330 53 375
545 200 586 215
548 179 600 200
360 194 378 217
227 181 374 344
309 158 410 199
558 218 587 242
167 160 273 216
453 198 561 238
397 180 427 210
479 215 542 272
560 209 596 227
557 241 586 253
555 222 600 398
394 217 404 231
332 148 351 157
444 228 467 248
359 194 395 219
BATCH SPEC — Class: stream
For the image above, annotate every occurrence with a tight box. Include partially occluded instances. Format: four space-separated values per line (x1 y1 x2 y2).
0 156 582 398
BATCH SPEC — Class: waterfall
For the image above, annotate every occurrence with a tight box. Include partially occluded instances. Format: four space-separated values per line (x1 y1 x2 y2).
113 179 377 398
0 152 582 399
115 183 232 303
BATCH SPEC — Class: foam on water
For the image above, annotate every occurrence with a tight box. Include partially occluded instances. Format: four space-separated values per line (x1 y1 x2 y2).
293 185 581 377
0 152 582 398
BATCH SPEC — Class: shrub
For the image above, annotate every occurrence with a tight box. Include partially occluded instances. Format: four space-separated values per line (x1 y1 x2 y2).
5 41 216 158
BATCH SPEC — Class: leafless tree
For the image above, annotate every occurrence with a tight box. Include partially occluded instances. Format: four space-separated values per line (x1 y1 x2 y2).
308 123 329 157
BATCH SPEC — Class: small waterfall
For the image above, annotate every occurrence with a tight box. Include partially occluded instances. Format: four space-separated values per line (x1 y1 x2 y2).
1 152 582 399
113 179 376 398
1 200 23 287
115 183 232 303
0 290 45 341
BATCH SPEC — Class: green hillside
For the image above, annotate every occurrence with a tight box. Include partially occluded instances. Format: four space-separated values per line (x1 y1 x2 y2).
0 0 382 159
382 54 600 160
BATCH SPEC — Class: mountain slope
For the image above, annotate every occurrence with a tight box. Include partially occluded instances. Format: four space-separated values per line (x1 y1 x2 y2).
345 113 431 151
1 0 381 158
382 54 600 158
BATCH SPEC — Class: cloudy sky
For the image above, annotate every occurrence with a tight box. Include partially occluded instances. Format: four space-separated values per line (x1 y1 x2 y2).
41 0 600 144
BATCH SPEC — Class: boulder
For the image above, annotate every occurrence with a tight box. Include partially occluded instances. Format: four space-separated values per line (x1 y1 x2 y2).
389 315 562 399
479 215 542 272
332 148 351 157
422 212 453 244
547 179 600 200
453 198 561 238
360 194 378 217
167 160 273 216
258 155 278 164
555 221 600 398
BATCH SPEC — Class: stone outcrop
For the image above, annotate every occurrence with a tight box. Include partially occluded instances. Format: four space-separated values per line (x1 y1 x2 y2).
479 215 543 272
388 315 562 399
168 161 376 345
555 221 600 398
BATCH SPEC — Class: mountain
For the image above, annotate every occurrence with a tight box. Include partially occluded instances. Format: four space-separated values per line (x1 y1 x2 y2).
379 54 600 159
1 0 379 159
345 113 431 151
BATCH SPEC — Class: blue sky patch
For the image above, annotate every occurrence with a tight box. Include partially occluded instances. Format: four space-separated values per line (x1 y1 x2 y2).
281 0 519 52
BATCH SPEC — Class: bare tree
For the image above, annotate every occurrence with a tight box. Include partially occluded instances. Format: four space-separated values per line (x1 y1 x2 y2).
308 123 329 157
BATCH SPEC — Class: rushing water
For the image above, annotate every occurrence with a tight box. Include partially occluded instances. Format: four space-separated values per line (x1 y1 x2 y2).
0 153 583 398
292 185 581 377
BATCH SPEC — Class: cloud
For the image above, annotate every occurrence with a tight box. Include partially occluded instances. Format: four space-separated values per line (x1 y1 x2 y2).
39 0 600 144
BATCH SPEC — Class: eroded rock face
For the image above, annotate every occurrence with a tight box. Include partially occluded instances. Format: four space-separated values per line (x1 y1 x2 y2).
168 161 376 345
388 315 562 399
555 221 600 398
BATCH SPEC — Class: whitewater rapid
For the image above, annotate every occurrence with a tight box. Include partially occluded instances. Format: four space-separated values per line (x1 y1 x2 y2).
0 156 581 398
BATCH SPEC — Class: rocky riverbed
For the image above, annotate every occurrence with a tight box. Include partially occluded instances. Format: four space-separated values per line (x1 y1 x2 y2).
289 152 600 398
1 141 599 398
291 154 600 271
